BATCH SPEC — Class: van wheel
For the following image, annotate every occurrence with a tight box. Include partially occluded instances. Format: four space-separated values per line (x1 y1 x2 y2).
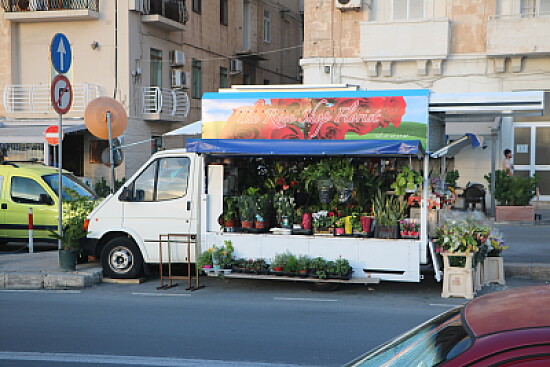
101 238 143 279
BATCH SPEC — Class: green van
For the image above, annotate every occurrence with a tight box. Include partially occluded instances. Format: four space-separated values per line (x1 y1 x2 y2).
0 163 96 244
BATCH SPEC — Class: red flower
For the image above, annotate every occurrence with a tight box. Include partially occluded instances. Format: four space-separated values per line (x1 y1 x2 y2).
380 97 407 128
308 121 347 140
276 177 286 186
283 184 290 191
328 212 335 217
219 100 269 139
265 124 305 140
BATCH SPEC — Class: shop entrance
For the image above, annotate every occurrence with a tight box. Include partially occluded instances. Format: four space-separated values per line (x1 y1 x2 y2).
514 123 550 200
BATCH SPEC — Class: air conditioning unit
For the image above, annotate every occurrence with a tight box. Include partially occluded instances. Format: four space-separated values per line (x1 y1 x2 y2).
170 50 186 66
335 0 362 10
230 59 243 74
171 70 190 88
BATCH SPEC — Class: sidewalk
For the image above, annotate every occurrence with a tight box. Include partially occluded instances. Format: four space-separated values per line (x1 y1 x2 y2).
0 251 102 290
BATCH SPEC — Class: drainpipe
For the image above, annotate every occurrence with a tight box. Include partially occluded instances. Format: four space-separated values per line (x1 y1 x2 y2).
490 117 502 218
113 0 118 99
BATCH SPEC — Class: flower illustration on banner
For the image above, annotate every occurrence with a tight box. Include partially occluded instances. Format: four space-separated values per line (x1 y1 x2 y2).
217 96 408 140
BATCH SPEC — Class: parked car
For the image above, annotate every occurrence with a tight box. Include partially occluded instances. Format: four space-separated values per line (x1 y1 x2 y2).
0 163 96 244
346 285 550 366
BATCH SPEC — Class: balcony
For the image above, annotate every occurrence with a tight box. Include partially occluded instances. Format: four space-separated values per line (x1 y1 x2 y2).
359 18 450 61
1 0 99 22
141 0 188 31
487 14 550 56
3 84 101 117
142 87 189 122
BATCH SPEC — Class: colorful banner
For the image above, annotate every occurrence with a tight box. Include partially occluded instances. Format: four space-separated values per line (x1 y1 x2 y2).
202 90 429 146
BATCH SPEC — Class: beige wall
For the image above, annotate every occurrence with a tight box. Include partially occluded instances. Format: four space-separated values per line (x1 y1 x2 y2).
0 17 10 116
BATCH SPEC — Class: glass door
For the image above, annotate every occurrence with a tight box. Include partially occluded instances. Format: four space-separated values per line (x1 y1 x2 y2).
514 124 550 200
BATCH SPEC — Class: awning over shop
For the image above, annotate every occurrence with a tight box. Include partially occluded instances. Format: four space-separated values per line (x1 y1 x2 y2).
0 124 87 143
186 139 424 156
430 134 482 159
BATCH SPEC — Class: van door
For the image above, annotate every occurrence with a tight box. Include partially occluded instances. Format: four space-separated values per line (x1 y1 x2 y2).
5 175 58 241
121 154 198 262
0 175 5 240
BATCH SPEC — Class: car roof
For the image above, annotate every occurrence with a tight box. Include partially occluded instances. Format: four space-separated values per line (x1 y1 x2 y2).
0 163 62 176
464 285 550 337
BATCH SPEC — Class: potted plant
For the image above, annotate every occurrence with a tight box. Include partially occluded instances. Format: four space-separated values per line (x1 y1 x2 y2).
309 256 327 279
390 166 423 196
283 253 299 276
334 217 345 236
197 250 214 272
239 188 259 228
49 190 97 272
271 252 290 274
373 190 408 239
222 196 239 231
300 159 333 203
296 255 310 277
210 240 234 271
252 258 269 274
255 193 272 229
483 236 508 285
445 169 459 188
485 170 538 221
333 257 352 280
273 192 295 228
312 211 333 234
330 158 355 203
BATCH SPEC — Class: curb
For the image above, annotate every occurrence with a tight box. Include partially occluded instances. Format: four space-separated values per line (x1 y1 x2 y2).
504 263 550 282
0 268 103 290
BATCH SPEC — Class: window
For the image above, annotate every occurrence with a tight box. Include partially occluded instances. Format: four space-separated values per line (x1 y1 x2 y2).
127 158 190 202
220 0 228 25
150 49 163 87
521 0 550 16
263 10 271 43
393 0 424 20
11 177 49 204
89 140 108 164
192 0 201 13
192 59 202 99
220 67 229 89
42 174 95 199
263 79 270 85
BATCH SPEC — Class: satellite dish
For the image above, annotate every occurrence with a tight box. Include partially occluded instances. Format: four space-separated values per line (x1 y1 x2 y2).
84 97 128 139
101 138 124 167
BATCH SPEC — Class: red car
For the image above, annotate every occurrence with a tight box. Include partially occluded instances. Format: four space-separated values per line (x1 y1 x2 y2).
347 285 550 366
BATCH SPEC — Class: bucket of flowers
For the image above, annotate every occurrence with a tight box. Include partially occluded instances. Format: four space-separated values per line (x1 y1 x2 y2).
399 218 420 239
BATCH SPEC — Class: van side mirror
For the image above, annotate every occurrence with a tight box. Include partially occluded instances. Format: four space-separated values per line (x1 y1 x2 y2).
39 194 54 205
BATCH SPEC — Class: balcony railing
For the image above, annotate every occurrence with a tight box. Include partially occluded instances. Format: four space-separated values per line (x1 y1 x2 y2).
0 0 99 12
142 86 189 121
3 84 101 114
143 0 188 25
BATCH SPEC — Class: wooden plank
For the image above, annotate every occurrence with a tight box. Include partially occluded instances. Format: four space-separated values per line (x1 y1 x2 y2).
102 277 146 284
223 273 380 284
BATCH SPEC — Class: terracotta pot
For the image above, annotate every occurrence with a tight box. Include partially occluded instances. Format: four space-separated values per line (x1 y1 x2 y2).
360 216 372 232
225 219 237 228
241 220 254 228
255 220 267 229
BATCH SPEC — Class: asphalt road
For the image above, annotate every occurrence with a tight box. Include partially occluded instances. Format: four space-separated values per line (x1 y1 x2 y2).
0 274 476 367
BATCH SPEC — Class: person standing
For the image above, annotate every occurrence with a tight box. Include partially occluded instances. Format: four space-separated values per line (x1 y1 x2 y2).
502 149 514 175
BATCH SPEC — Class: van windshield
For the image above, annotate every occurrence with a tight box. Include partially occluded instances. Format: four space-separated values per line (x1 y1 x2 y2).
43 173 96 200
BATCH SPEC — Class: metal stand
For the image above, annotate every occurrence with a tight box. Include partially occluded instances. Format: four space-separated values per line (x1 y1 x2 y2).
157 234 204 291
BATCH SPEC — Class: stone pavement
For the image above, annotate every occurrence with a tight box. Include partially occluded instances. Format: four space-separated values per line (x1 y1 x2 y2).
0 208 549 290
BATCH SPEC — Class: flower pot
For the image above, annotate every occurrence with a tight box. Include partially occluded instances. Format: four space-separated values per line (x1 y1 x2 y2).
224 219 237 231
374 224 399 239
335 227 345 235
203 265 213 269
441 253 475 299
360 216 373 233
58 249 77 272
301 212 312 230
241 220 254 228
255 220 267 229
344 216 353 234
317 179 334 203
483 257 505 285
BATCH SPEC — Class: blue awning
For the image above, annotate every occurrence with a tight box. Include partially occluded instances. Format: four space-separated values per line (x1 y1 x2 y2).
186 139 424 156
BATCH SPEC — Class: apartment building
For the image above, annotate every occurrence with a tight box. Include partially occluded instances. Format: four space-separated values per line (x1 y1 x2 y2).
0 0 303 184
301 0 550 199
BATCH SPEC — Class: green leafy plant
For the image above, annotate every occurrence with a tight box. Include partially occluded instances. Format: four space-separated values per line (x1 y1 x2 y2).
49 189 97 251
271 252 292 269
445 170 459 188
223 196 239 221
297 255 310 272
309 256 327 279
373 190 408 227
256 193 272 222
197 250 214 268
283 254 299 273
485 170 538 206
334 257 352 276
390 166 423 195
210 240 234 269
239 191 257 221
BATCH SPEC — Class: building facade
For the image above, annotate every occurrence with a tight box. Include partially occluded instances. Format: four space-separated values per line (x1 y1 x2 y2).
0 0 303 186
301 0 550 199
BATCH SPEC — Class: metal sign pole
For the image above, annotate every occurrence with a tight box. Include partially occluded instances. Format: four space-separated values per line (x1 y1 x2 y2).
57 113 63 249
107 111 116 193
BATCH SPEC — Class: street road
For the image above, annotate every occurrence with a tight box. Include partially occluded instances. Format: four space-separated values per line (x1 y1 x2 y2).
0 275 469 367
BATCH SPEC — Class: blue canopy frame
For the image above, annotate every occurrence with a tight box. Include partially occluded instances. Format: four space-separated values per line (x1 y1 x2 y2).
186 139 424 156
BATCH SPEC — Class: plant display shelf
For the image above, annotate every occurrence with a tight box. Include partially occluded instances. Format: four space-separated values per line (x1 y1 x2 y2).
222 272 380 284
205 268 233 277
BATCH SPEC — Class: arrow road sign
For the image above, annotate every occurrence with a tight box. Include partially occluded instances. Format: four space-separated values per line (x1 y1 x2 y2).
51 75 73 115
50 33 72 74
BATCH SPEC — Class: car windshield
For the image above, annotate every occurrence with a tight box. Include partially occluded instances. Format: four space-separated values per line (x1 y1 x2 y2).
350 307 471 367
42 173 96 200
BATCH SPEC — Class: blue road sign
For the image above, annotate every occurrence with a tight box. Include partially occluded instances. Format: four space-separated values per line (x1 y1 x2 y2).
50 33 72 74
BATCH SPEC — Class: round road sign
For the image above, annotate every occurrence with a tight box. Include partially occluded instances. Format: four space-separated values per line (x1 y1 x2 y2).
51 75 73 115
50 33 72 74
44 125 64 146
